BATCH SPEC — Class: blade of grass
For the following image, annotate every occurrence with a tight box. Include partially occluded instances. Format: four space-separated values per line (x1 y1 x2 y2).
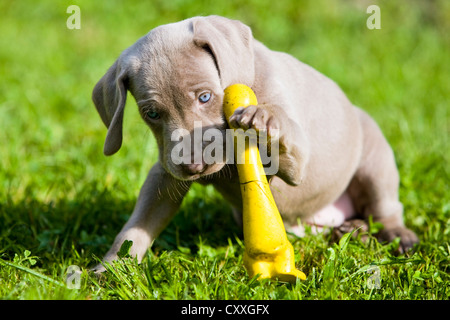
0 258 65 287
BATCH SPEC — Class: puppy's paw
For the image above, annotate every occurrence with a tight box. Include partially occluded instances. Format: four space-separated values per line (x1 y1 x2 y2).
91 228 151 273
376 226 419 254
91 263 108 274
90 251 119 274
229 105 280 139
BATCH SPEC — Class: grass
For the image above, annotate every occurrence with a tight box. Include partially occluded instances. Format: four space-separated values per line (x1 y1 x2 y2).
0 0 449 300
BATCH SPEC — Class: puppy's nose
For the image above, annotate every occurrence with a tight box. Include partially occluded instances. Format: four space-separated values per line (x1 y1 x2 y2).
181 163 206 175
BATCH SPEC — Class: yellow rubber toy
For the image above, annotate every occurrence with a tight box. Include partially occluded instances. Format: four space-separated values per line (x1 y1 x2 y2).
223 84 306 282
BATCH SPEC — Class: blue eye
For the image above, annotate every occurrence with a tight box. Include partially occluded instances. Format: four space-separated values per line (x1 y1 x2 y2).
199 92 211 103
146 110 160 120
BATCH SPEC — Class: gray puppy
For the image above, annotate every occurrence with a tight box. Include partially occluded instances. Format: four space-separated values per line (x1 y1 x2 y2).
92 16 418 271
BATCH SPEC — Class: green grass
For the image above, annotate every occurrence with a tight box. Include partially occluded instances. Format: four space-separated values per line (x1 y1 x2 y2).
0 0 448 300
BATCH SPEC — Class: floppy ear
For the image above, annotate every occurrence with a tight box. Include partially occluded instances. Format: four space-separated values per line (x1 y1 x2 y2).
92 60 128 156
192 16 255 88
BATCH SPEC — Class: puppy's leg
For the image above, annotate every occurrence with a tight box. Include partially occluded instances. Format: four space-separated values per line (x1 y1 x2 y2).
348 108 418 252
229 104 309 186
93 162 190 272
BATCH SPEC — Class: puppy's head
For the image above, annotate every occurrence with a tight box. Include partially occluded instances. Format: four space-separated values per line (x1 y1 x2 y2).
92 16 255 180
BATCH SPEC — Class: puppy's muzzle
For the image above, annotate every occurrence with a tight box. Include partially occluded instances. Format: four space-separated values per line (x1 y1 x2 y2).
181 162 207 175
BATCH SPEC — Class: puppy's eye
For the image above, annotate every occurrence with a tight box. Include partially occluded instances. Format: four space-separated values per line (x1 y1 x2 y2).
199 92 211 103
146 111 160 120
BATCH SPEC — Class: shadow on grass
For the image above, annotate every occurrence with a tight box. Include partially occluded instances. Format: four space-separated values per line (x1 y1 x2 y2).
154 192 242 255
0 183 240 266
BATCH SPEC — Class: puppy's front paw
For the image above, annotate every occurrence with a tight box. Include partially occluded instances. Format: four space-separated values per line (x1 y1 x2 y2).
229 105 280 139
91 228 152 273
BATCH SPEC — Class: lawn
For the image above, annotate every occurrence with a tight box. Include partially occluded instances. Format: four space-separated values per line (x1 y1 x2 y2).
0 0 448 301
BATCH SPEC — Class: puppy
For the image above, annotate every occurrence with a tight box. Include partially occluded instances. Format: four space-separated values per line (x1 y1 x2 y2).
92 16 418 271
